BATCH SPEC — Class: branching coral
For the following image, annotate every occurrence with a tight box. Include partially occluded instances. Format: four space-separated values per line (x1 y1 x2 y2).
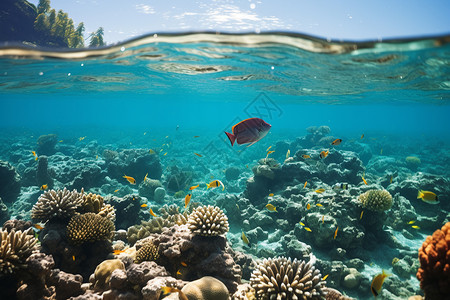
66 213 115 245
0 228 38 274
358 189 393 212
31 188 84 222
187 205 229 237
250 256 327 300
417 222 450 299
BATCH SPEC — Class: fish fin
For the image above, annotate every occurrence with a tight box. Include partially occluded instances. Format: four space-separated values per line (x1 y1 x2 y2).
246 141 257 147
417 190 423 199
225 132 236 146
206 183 210 189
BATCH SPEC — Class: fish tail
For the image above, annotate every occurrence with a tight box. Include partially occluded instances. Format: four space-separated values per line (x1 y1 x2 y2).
225 131 236 146
417 190 423 199
206 183 210 189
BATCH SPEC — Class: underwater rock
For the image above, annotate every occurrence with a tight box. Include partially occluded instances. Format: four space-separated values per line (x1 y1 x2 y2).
36 155 54 188
127 261 169 286
138 178 163 201
0 197 10 225
37 134 58 156
0 160 21 203
341 268 362 289
225 166 240 181
48 269 84 300
182 276 229 300
91 259 125 291
405 156 421 171
16 253 55 300
215 194 242 226
106 194 141 229
153 187 166 202
69 164 104 190
164 165 193 192
141 276 182 300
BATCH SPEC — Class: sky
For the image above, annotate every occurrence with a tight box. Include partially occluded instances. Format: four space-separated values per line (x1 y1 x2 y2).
29 0 450 45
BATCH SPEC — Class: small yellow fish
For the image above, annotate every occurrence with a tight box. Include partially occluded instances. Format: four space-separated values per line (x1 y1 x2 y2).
267 150 275 155
149 149 156 154
286 149 290 159
265 203 277 212
163 152 168 156
40 184 48 190
304 227 312 232
303 181 307 188
266 146 272 152
149 208 157 217
79 136 86 141
113 249 126 255
189 184 199 190
380 148 383 155
181 261 188 267
31 151 37 157
123 175 136 184
322 274 329 280
360 210 364 220
245 165 249 168
114 189 119 193
362 176 368 185
161 286 188 300
408 220 415 224
360 134 364 139
334 226 339 239
268 193 274 197
58 140 63 143
322 215 324 224
316 203 323 207
389 175 393 184
159 149 163 152
144 173 148 181
35 156 38 161
185 194 192 208
315 188 325 193
307 203 311 210
144 132 147 135
302 154 311 159
417 190 439 204
72 255 76 261
371 270 390 297
165 135 169 138
412 225 420 229
194 153 202 157
96 155 99 159
299 222 305 226
176 270 182 276
241 231 250 246
141 204 148 208
206 180 225 191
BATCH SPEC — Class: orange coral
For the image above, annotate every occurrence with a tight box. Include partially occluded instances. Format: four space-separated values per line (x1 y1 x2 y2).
417 222 450 300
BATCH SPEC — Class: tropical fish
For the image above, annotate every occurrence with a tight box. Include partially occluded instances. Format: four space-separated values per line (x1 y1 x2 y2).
163 152 168 156
96 155 99 160
181 261 188 267
371 270 390 297
59 140 63 143
144 132 147 135
304 227 312 232
331 138 342 146
241 231 251 246
72 255 76 261
161 287 188 300
267 150 275 155
144 173 148 181
302 154 311 159
268 193 274 197
33 223 44 230
362 176 368 185
265 204 277 212
417 190 439 204
316 203 323 207
123 175 136 185
113 249 127 255
304 181 307 188
114 189 119 193
40 184 48 190
266 146 272 152
322 215 324 224
360 210 364 220
165 136 169 138
194 153 203 157
141 204 148 208
149 208 157 217
412 225 420 229
361 134 364 139
391 257 400 265
176 270 182 276
185 194 192 208
31 151 37 157
225 117 272 146
389 175 393 184
79 136 86 141
334 226 339 239
319 150 329 159
193 136 200 138
206 180 225 191
286 149 290 159
407 220 415 224
315 188 325 193
307 203 311 210
149 149 156 154
299 222 305 226
322 274 329 280
333 183 348 190
189 184 199 190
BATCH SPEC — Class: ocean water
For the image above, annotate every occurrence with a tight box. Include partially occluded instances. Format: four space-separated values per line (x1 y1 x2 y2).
0 32 449 299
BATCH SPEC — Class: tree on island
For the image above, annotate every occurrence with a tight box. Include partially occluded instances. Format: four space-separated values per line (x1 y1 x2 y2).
88 27 105 47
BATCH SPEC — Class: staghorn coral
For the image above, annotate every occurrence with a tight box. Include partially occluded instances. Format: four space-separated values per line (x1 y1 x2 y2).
66 213 115 245
0 228 38 274
187 205 229 237
250 256 327 300
358 189 393 212
417 222 450 300
135 238 160 263
31 188 84 222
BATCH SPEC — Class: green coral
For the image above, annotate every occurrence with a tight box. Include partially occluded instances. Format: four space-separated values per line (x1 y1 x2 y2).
358 189 393 212
66 213 115 245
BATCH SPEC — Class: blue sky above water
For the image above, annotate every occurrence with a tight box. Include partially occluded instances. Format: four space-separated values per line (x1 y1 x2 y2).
29 0 450 45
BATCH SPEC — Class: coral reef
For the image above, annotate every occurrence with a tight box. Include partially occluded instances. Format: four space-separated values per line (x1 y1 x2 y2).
250 255 327 299
106 149 162 182
31 188 84 222
182 276 229 300
138 178 163 201
91 259 125 291
37 134 58 155
135 238 160 263
358 189 393 212
165 165 193 192
417 222 450 300
66 213 115 245
187 205 229 236
0 228 38 274
106 194 141 229
0 160 21 203
36 155 53 188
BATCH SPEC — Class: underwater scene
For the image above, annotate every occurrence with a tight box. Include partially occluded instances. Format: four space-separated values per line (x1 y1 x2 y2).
0 32 449 300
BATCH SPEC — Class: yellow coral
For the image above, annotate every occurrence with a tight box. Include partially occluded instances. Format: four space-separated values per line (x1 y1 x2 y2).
67 213 115 245
0 229 38 274
358 189 393 212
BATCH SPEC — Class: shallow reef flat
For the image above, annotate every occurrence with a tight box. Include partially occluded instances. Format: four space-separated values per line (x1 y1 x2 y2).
0 125 449 300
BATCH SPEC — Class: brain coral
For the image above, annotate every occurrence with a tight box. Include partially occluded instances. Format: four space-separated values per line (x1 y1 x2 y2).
417 222 450 299
187 205 229 236
358 189 393 212
0 228 38 274
250 256 327 300
31 188 84 222
66 213 115 245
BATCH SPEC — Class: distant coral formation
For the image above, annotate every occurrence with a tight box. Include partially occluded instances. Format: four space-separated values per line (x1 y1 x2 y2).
358 189 393 212
0 228 38 274
250 256 327 300
66 213 115 245
187 205 229 236
417 222 450 300
31 188 84 222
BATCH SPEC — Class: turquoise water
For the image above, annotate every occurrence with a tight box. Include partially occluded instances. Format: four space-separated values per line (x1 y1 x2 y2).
0 32 450 299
